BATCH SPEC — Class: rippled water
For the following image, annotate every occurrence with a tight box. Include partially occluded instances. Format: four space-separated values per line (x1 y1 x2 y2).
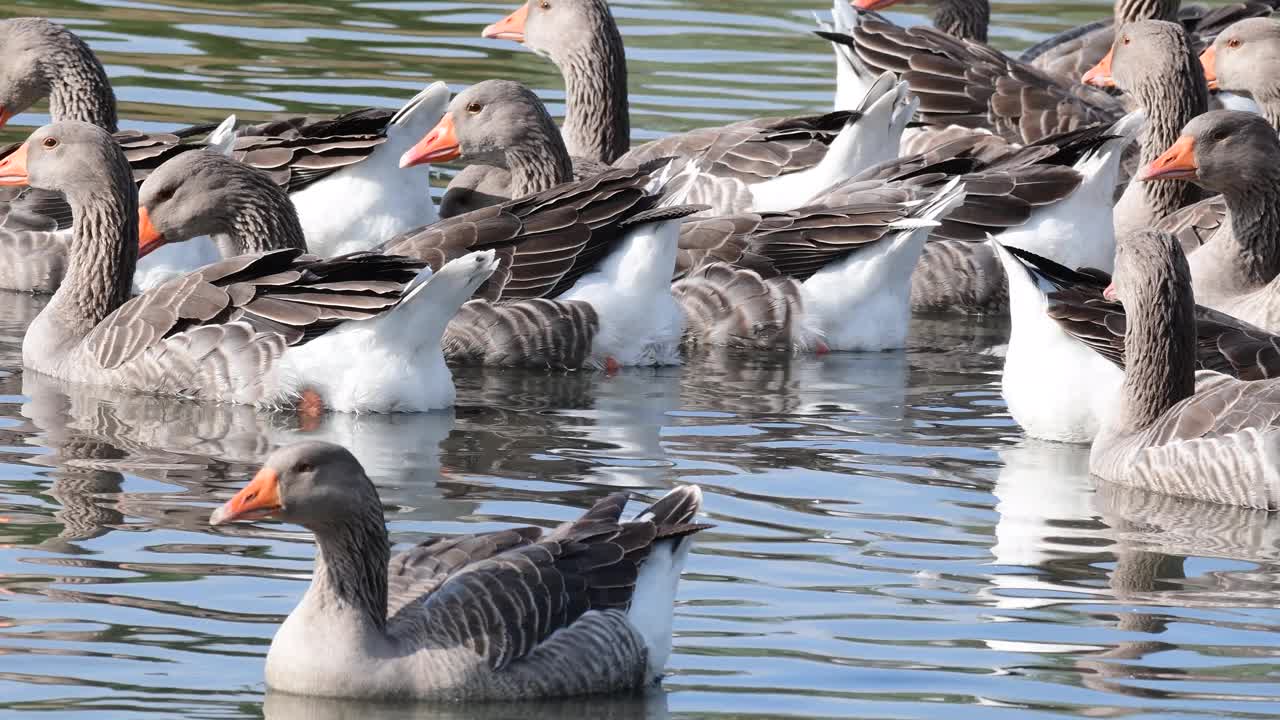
4 1 1280 718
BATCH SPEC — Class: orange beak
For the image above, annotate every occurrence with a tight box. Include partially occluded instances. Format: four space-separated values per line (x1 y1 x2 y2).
209 467 283 525
399 112 459 168
1103 281 1118 301
0 142 29 186
1139 135 1198 181
1081 48 1116 88
1200 45 1219 91
0 106 12 130
482 2 530 42
852 0 901 9
136 206 167 258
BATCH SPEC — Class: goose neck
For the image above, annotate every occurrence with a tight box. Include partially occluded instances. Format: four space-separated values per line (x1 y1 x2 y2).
935 0 989 43
55 157 137 330
1115 0 1178 24
1218 176 1280 286
227 184 309 254
44 29 118 132
1115 247 1197 433
1134 61 1209 219
505 139 574 197
559 5 629 164
308 504 391 634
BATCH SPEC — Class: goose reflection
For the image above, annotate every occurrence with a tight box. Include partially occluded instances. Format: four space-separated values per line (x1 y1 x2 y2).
16 371 471 537
262 688 670 720
987 440 1280 695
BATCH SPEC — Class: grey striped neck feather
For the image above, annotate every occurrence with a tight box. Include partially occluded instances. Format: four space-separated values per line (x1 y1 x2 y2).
222 165 309 254
309 501 392 632
1217 167 1280 287
58 143 137 330
1124 23 1209 220
1114 231 1197 434
1116 0 1179 24
934 0 989 43
558 1 629 164
505 128 574 198
5 18 117 132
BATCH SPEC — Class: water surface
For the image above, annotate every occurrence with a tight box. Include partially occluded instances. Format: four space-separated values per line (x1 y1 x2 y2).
3 2 1280 719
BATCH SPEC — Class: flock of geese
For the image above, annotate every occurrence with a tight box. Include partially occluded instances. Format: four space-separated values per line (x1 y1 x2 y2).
5 0 1280 703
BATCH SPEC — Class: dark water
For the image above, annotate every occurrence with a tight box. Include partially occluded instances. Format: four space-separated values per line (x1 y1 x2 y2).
3 1 1280 718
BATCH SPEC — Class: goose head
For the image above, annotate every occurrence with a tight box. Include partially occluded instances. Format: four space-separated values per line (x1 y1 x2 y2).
210 441 380 529
1139 110 1279 194
0 121 124 199
1201 18 1280 99
1083 19 1204 102
400 79 561 169
483 0 615 63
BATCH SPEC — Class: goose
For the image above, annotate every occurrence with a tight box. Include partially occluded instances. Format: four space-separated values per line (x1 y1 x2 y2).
1081 20 1208 235
1090 228 1280 510
209 440 709 700
480 0 900 212
993 238 1280 443
0 121 496 413
1140 110 1280 330
0 17 449 259
138 145 704 370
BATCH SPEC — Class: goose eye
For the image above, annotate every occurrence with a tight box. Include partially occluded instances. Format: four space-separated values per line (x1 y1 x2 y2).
1228 38 1242 49
41 137 58 149
295 462 314 474
1122 35 1130 45
466 102 482 114
540 0 551 9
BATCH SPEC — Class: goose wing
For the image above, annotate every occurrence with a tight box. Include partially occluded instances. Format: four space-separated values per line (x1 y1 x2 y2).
838 16 1123 144
387 490 707 670
382 165 696 301
82 249 421 372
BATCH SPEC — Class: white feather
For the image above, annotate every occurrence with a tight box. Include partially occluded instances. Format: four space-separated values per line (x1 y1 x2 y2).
293 82 449 257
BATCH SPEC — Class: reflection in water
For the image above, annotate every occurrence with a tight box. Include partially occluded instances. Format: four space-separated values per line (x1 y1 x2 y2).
4 1 1280 717
264 689 669 720
987 440 1280 705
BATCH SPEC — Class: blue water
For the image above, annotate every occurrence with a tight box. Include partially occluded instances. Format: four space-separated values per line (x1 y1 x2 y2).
2 1 1280 718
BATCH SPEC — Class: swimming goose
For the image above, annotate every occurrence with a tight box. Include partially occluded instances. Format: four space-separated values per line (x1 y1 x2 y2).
1090 228 1280 510
0 121 496 413
139 146 702 370
482 0 889 204
993 239 1280 443
210 441 709 700
1141 110 1280 331
1081 20 1208 235
0 17 449 258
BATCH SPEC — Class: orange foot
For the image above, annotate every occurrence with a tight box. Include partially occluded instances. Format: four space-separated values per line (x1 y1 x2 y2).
815 340 831 355
604 356 622 374
298 388 325 432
